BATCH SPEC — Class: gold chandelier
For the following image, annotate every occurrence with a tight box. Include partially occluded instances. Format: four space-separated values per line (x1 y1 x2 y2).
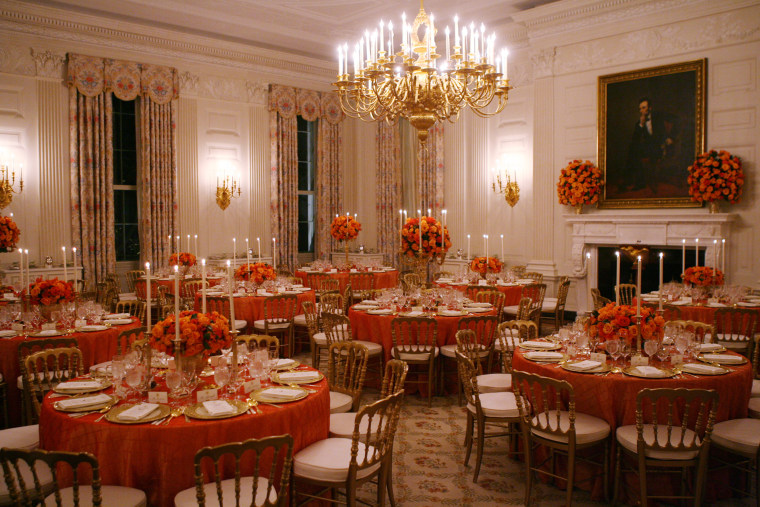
334 0 511 145
0 153 23 209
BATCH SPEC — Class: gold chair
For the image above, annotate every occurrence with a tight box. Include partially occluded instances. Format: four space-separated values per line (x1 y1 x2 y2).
710 416 760 506
616 283 638 306
713 307 759 357
349 272 375 302
320 292 345 315
513 370 611 506
541 278 571 332
402 272 421 292
180 279 206 310
503 284 546 327
116 327 145 356
24 347 84 422
0 448 147 506
464 284 497 301
124 270 145 294
661 303 683 321
612 388 719 507
457 351 521 483
327 341 369 414
390 316 439 406
523 271 544 283
114 299 145 326
457 328 511 395
173 435 293 507
491 320 536 374
293 391 404 507
206 296 248 334
318 278 340 296
433 271 454 282
342 284 353 314
439 315 499 403
475 290 506 318
306 271 330 292
510 265 527 278
237 334 280 356
664 320 716 344
253 294 298 357
591 288 612 311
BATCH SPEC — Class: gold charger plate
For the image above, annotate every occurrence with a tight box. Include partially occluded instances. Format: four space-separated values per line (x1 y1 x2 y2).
697 354 747 366
622 366 676 379
251 386 308 404
31 330 63 337
696 345 726 354
53 394 118 413
519 342 562 351
560 361 611 374
53 380 112 395
272 360 300 371
522 352 566 364
271 370 324 385
105 403 170 424
185 399 248 420
679 363 730 376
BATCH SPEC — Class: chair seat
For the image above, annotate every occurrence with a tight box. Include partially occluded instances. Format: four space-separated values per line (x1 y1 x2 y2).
533 411 611 445
293 314 307 327
616 424 699 460
329 391 354 414
18 373 71 390
253 319 290 331
329 412 383 440
752 379 760 398
351 340 383 356
174 476 276 507
748 397 760 418
45 485 146 507
440 344 490 359
493 337 520 351
467 391 519 418
502 305 519 315
312 332 327 345
294 438 380 482
712 418 760 458
541 301 557 313
0 424 39 451
0 460 53 505
476 373 511 393
391 347 439 361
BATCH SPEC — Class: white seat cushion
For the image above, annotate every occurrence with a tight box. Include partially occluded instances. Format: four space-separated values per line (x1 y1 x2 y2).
294 438 381 482
544 297 558 304
533 411 611 445
0 425 39 450
467 391 519 418
44 485 146 506
351 340 383 356
712 418 760 458
18 373 69 390
0 460 53 505
541 301 557 312
329 412 384 440
293 314 307 326
390 347 439 362
174 476 276 507
493 336 520 351
330 391 354 414
616 424 699 460
476 373 511 393
440 344 490 359
253 319 290 331
234 319 247 331
748 397 760 419
752 379 760 398
312 332 327 345
502 305 519 315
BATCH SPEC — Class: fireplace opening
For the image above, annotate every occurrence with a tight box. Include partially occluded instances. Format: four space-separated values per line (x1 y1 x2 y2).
596 246 706 302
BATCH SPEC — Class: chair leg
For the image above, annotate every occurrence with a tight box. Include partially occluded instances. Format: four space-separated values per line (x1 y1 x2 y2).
523 431 533 507
565 447 575 507
463 411 474 466
612 446 621 506
473 416 485 483
386 445 396 507
638 455 648 507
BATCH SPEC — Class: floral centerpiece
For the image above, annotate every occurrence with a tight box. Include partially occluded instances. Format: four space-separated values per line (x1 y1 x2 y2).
585 303 665 345
235 262 277 284
23 277 75 306
682 266 724 287
331 215 362 264
149 310 231 358
556 160 603 214
470 256 503 277
0 216 20 253
687 150 744 212
400 216 451 259
169 252 197 276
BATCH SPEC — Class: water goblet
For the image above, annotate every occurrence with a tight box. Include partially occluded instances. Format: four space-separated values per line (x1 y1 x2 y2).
606 339 620 366
620 340 632 366
112 355 126 398
656 343 670 365
214 361 231 398
125 366 144 402
166 369 182 399
644 339 659 359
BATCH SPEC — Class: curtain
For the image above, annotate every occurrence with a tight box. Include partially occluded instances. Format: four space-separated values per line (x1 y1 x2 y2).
68 53 179 284
316 93 344 260
418 123 445 215
375 122 401 267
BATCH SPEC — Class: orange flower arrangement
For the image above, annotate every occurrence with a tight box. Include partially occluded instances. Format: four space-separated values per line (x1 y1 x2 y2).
585 303 665 345
0 216 20 252
682 266 724 287
400 217 451 258
23 277 75 305
149 310 231 358
331 215 361 241
235 262 277 283
556 160 603 206
169 252 197 267
470 256 503 275
687 150 744 204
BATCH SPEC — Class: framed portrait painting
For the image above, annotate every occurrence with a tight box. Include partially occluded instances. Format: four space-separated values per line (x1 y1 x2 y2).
598 59 706 208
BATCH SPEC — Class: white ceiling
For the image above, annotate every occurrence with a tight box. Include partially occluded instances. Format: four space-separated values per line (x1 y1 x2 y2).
28 0 559 62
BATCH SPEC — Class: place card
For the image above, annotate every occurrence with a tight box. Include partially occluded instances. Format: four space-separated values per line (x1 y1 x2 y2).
42 323 57 331
244 378 261 394
197 388 218 402
671 354 684 365
590 352 607 363
478 279 487 286
148 391 168 404
11 323 22 332
74 319 86 328
631 355 649 366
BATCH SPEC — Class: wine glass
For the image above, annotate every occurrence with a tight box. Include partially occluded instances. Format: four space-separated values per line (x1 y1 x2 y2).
644 339 659 359
112 355 126 398
214 361 230 398
125 366 144 402
674 332 689 357
606 339 620 367
166 369 182 400
620 340 632 366
656 343 670 365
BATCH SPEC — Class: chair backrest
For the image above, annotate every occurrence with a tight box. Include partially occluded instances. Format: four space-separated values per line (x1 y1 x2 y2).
665 320 716 344
124 270 144 293
328 341 369 411
380 359 409 398
456 315 499 349
263 294 299 323
181 280 206 302
511 265 527 278
591 289 612 311
18 337 79 424
661 303 682 321
301 301 319 337
349 273 375 296
206 296 233 322
520 283 546 319
456 329 485 374
464 285 497 301
318 278 340 294
114 300 145 325
347 391 404 484
402 272 421 291
322 312 352 346
390 316 438 357
493 322 526 373
555 279 571 309
713 307 758 347
237 334 280 355
305 272 330 291
342 284 353 313
25 347 84 419
515 297 533 321
616 283 638 306
456 351 485 415
512 370 578 446
475 290 506 316
634 388 718 457
0 448 106 506
192 434 294 507
523 271 544 283
116 327 145 356
320 292 344 315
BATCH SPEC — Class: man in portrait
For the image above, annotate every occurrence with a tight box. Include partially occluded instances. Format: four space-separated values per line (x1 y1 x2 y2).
626 97 682 192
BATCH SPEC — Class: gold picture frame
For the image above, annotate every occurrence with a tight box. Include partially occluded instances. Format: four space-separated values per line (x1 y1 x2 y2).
598 59 706 208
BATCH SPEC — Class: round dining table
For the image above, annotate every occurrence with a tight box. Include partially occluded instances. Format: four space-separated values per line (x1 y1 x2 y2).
135 276 223 298
193 290 316 333
295 269 398 292
39 366 330 507
434 281 524 306
640 298 760 324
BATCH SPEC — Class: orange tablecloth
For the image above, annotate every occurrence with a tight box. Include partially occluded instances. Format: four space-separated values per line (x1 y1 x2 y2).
193 291 316 333
0 319 142 427
40 370 330 507
135 276 223 298
434 282 524 306
295 270 399 292
640 300 760 324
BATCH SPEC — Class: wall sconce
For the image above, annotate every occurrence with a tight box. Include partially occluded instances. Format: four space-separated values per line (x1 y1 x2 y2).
215 162 241 210
0 151 23 209
491 166 519 207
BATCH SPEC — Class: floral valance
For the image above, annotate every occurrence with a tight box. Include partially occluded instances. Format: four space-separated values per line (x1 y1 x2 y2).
268 84 344 124
67 53 179 104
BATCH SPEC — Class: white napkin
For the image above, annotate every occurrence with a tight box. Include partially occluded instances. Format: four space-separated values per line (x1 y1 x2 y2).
367 308 392 315
404 310 424 317
257 292 274 297
274 359 295 368
261 388 301 400
202 400 236 416
352 305 377 311
635 366 664 377
697 343 723 352
707 302 728 308
118 403 160 421
439 310 464 317
35 330 61 337
436 278 453 283
360 300 380 305
278 371 321 381
103 318 133 325
521 341 556 349
79 325 108 332
517 279 535 284
737 302 760 307
0 330 16 338
525 351 563 361
467 307 492 313
670 300 690 306
105 313 131 319
703 354 743 364
682 363 724 375
56 380 103 392
568 360 601 371
56 393 112 410
465 302 492 308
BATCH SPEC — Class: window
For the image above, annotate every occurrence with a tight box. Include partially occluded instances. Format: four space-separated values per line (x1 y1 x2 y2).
112 97 140 262
297 116 317 254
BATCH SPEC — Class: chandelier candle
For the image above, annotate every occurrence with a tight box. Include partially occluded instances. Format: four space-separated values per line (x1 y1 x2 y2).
145 262 151 329
227 261 238 384
175 235 180 256
201 259 207 314
186 235 190 253
713 240 717 270
721 239 725 273
586 251 592 312
500 234 504 260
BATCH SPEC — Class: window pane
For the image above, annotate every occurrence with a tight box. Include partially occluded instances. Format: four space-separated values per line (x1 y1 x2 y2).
122 152 137 185
125 224 140 260
114 190 124 222
123 190 138 223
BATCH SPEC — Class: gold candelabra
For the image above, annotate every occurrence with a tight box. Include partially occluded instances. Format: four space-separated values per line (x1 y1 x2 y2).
492 170 519 207
333 0 511 145
0 158 23 209
215 175 241 211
